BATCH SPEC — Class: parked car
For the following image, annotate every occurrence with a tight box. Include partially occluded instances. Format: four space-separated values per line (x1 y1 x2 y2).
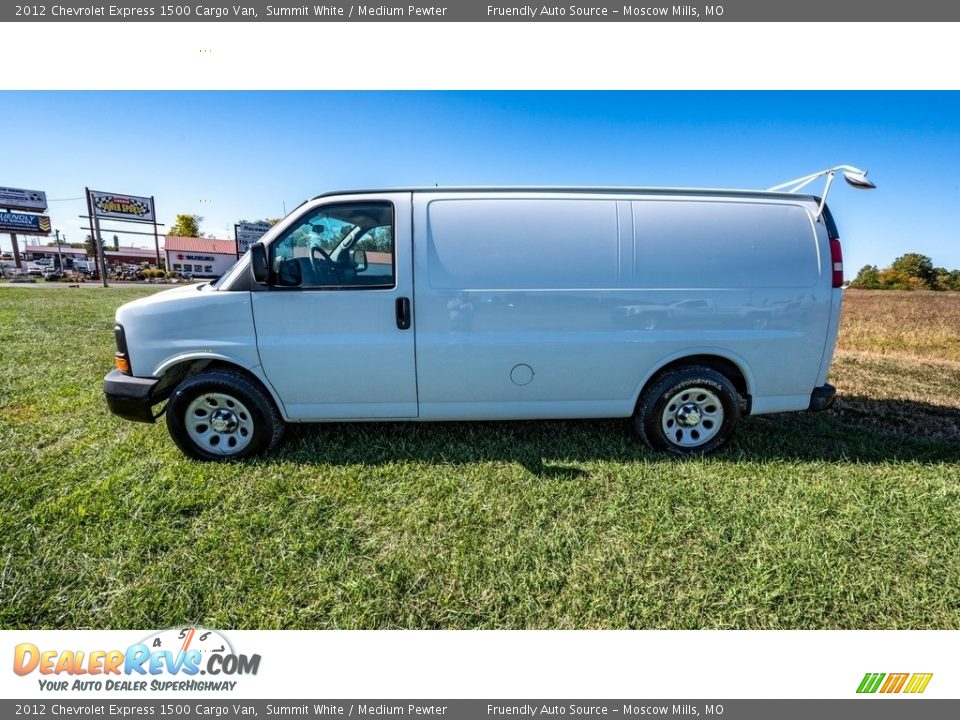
43 270 64 282
104 182 856 460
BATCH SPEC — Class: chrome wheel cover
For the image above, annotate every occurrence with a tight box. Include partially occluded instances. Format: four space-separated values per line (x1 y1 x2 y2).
660 386 724 448
185 392 254 455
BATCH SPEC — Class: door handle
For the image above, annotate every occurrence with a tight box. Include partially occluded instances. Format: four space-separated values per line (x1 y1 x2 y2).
395 297 411 330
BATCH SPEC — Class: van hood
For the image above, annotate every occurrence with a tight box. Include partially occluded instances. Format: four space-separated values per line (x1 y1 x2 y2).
115 282 211 317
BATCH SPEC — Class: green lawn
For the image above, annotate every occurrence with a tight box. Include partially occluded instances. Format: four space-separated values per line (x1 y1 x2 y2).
1 286 958 629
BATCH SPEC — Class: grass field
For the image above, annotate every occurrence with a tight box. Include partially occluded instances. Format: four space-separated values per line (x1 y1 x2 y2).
1 286 958 629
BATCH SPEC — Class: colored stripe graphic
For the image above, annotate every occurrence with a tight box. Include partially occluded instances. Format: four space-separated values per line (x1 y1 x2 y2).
880 673 909 693
857 673 885 693
857 672 932 694
904 673 934 694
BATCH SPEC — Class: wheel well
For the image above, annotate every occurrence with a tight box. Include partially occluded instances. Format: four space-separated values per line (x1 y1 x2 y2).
154 359 276 407
647 354 750 404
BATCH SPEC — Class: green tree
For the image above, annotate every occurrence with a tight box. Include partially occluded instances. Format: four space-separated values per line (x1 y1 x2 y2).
930 267 956 291
878 268 925 290
168 214 203 237
850 264 881 289
890 253 936 288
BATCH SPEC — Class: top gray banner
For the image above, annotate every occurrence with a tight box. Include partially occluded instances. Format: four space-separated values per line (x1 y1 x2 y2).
4 0 958 22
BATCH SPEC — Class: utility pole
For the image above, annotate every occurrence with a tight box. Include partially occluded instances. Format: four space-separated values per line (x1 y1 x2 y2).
10 233 21 269
54 229 63 271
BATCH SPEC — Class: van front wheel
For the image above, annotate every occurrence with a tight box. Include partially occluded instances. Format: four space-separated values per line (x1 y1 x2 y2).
165 369 284 461
634 367 740 455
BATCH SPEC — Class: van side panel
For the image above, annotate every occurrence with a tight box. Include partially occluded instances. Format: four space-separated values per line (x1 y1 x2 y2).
412 192 833 421
632 201 819 289
631 199 832 414
415 195 639 419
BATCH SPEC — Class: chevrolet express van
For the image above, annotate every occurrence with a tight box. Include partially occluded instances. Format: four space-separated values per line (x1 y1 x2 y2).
103 186 848 460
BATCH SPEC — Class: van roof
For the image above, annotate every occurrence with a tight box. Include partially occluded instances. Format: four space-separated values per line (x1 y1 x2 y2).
306 186 819 204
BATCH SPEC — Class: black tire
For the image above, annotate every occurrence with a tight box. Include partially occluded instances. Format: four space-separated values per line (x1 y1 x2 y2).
165 369 284 461
634 366 741 455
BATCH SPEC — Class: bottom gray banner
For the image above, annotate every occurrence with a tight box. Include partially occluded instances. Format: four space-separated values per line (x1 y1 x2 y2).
2 700 956 720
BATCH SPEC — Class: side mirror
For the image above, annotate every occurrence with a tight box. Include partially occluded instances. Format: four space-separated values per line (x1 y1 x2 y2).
250 242 269 284
352 249 368 273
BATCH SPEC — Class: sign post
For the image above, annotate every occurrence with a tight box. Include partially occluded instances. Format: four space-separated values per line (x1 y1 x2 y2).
151 196 161 268
85 187 109 288
84 189 163 282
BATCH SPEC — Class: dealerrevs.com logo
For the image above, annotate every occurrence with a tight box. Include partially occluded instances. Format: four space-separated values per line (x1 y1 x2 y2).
13 627 260 693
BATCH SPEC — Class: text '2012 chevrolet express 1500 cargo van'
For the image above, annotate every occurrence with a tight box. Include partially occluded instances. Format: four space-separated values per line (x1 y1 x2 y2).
103 169 875 460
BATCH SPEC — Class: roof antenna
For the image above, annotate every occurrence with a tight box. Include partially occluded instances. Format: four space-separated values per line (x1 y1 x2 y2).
768 165 876 219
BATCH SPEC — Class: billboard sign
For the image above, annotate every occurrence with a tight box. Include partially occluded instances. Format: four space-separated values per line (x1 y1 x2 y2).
0 211 51 235
90 190 156 222
0 186 47 213
235 221 272 256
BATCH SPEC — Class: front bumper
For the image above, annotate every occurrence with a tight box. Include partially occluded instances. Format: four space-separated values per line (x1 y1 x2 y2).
808 383 837 412
103 370 160 423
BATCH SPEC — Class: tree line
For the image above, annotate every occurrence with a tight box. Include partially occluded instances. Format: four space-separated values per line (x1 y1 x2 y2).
850 253 960 291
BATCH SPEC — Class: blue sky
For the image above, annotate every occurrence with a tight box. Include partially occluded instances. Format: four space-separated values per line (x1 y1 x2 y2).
2 91 959 273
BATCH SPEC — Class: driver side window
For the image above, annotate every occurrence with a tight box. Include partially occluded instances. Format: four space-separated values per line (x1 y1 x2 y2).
270 201 395 289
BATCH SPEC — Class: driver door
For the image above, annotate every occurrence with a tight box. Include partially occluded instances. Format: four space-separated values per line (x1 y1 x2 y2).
250 192 417 420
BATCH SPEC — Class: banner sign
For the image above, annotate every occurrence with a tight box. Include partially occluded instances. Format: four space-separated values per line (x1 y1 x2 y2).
1 1 958 22
0 186 47 213
235 221 272 256
1 628 957 702
90 190 156 222
0 211 51 235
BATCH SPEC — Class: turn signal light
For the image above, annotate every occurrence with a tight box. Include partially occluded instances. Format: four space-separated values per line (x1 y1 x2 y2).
115 355 131 374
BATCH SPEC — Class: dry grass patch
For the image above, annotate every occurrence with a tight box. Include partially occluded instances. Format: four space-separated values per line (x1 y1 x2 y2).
832 289 960 443
839 289 960 362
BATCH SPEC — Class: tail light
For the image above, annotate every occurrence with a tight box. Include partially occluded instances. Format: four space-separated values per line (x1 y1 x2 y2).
829 238 843 288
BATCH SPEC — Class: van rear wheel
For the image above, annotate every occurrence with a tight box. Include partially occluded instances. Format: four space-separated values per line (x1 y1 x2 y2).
165 369 284 461
634 367 740 455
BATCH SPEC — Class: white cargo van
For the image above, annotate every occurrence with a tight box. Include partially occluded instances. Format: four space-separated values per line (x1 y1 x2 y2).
104 179 863 460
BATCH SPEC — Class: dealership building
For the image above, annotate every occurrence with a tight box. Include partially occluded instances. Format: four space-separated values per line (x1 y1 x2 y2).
104 245 158 267
165 236 238 277
21 246 88 263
